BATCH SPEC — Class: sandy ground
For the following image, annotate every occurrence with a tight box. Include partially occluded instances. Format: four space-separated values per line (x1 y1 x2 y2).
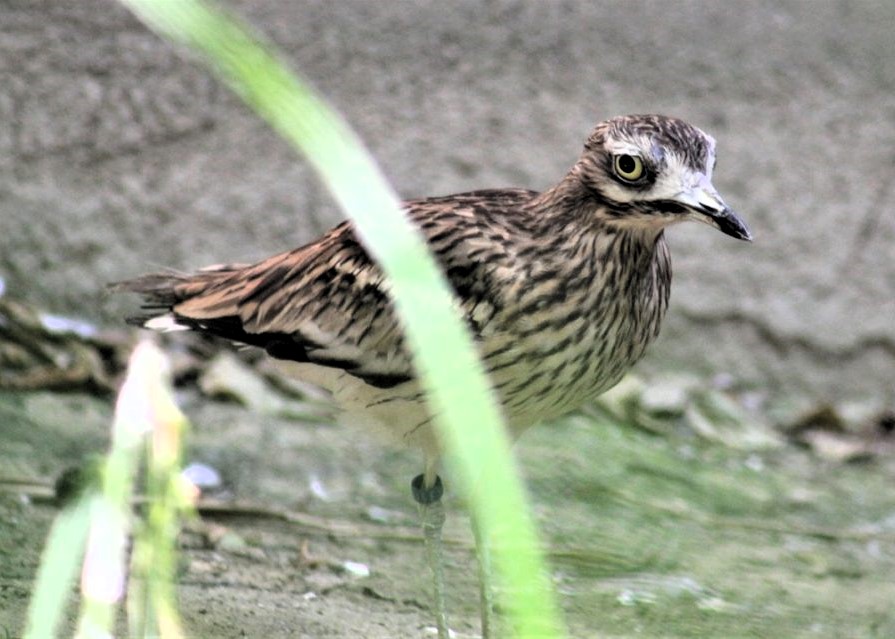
3 385 895 638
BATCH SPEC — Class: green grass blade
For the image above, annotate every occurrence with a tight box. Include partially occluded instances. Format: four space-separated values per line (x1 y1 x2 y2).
23 496 92 639
115 1 566 636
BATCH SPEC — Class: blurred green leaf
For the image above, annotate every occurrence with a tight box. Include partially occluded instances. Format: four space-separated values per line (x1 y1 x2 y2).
23 496 91 639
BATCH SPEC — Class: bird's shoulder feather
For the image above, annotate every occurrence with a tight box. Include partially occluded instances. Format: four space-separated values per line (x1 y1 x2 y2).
119 188 541 388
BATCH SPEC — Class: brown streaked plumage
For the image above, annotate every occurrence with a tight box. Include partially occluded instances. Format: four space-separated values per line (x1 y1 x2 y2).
113 114 751 638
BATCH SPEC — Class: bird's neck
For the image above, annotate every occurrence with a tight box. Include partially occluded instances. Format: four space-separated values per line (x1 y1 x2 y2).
525 173 666 248
524 173 589 224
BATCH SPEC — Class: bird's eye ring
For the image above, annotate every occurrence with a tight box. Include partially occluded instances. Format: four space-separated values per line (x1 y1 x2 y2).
613 154 644 182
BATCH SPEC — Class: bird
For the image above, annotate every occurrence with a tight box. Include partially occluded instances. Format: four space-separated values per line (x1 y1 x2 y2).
113 113 751 638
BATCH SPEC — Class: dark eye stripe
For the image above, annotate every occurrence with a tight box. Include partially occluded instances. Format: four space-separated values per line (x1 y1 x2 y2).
650 200 688 215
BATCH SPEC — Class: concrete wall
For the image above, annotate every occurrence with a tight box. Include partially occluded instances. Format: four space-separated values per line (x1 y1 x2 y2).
2 0 893 405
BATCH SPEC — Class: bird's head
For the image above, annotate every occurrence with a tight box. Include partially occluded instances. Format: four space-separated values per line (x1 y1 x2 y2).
572 114 751 241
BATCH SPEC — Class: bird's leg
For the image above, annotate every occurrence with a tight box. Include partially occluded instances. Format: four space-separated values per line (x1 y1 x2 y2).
471 512 495 639
412 472 449 639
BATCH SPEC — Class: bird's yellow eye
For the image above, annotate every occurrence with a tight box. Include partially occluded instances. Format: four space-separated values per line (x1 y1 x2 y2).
614 154 644 182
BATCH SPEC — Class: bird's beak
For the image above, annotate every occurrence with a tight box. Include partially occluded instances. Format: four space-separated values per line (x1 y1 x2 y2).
677 178 752 242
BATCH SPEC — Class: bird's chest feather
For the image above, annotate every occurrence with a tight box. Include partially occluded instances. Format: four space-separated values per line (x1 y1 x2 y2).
482 230 670 430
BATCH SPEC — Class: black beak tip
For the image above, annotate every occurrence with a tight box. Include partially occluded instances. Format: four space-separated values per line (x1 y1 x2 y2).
714 208 752 242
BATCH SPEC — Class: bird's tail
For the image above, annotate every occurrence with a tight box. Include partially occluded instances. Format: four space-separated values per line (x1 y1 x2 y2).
109 264 247 330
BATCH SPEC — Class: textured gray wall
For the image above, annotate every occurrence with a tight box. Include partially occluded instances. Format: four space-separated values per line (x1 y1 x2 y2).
2 0 893 404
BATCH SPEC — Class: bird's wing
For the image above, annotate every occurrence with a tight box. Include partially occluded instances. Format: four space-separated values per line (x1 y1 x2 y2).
114 189 538 389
